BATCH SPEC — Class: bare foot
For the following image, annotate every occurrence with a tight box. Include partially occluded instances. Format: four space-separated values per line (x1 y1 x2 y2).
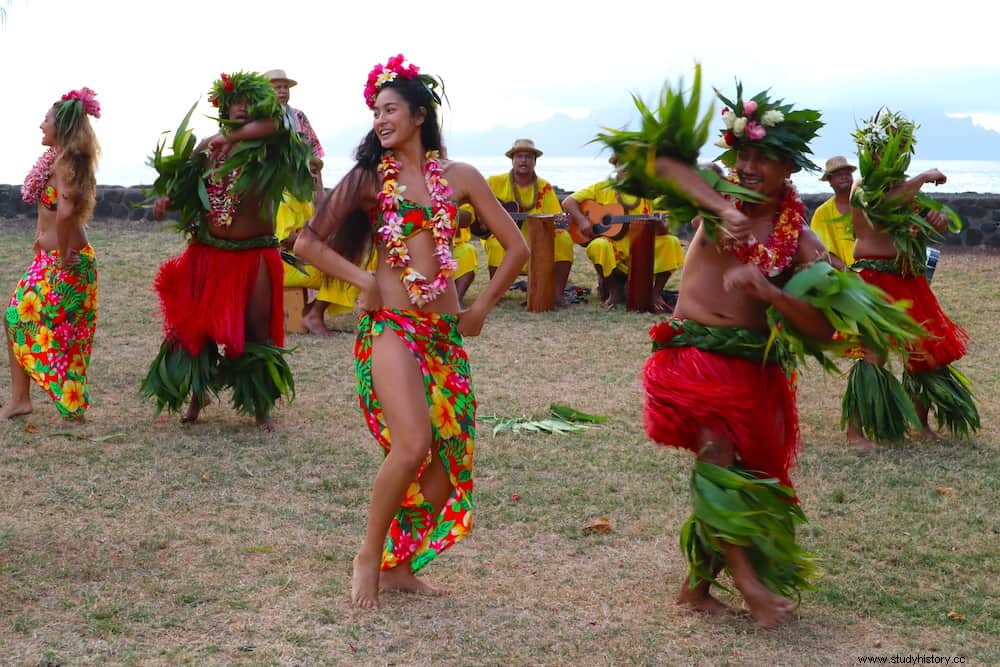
180 396 204 424
380 565 445 596
351 553 381 609
846 432 882 453
918 427 945 443
255 415 275 432
676 580 737 616
0 399 33 420
737 580 797 628
302 311 335 338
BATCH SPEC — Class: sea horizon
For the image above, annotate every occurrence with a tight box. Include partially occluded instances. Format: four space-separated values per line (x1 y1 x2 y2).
4 157 998 196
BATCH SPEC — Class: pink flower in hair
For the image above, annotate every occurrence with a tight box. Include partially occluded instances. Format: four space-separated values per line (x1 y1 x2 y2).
364 54 422 108
743 99 758 115
61 86 101 118
746 121 767 141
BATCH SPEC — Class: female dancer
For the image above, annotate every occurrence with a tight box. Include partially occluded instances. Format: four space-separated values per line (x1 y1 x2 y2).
294 54 527 608
3 88 101 421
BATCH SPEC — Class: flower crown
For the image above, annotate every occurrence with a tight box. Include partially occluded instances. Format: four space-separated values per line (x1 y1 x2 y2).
714 81 823 173
852 108 918 157
55 86 101 131
208 71 280 122
364 54 444 109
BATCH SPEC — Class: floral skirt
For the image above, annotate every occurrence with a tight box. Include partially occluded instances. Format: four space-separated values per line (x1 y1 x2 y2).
6 245 98 419
355 308 476 572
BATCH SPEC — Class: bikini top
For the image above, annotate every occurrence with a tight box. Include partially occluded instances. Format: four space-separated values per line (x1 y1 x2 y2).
372 197 458 238
40 185 58 211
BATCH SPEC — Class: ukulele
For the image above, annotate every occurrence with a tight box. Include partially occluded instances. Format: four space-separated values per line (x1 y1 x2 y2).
571 201 667 246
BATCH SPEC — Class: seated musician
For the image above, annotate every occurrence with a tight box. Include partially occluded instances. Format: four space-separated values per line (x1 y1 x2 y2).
562 154 685 311
473 138 574 306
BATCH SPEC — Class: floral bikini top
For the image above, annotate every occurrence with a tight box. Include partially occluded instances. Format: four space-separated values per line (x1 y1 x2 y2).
372 197 458 238
40 185 58 211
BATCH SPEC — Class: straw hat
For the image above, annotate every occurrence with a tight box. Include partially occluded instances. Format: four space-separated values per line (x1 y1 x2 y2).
505 138 543 159
263 69 298 87
820 155 857 181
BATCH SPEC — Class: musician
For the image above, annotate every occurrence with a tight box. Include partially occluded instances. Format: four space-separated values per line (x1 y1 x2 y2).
562 155 684 311
472 138 573 305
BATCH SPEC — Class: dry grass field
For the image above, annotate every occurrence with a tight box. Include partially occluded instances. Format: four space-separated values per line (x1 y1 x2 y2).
0 222 997 666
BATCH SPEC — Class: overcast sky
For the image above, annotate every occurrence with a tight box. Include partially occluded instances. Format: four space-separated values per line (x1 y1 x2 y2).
3 0 999 186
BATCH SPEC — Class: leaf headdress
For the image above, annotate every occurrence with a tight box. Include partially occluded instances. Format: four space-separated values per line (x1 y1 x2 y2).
714 81 823 174
849 108 962 275
592 65 765 240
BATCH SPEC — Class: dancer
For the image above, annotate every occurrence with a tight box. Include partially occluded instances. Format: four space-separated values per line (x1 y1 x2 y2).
844 109 979 448
141 71 312 430
293 54 527 608
3 88 101 421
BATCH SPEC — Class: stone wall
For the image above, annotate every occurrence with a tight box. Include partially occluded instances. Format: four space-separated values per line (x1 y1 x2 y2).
2 183 999 249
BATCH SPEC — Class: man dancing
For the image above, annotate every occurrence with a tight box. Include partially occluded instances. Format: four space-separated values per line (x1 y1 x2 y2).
843 109 979 448
142 71 312 430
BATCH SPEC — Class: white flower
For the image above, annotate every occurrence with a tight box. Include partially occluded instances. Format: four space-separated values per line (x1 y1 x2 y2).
722 109 736 129
761 110 784 127
714 137 730 149
375 70 398 87
733 117 747 136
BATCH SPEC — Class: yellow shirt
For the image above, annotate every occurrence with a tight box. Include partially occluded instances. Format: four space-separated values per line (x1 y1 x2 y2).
486 172 563 215
569 180 652 213
810 196 855 266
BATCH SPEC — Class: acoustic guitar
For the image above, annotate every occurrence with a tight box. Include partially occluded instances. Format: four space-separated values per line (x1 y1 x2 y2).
471 200 569 238
571 201 667 247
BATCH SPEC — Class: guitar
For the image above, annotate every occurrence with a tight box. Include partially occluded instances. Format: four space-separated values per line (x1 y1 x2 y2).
471 200 569 238
572 201 667 246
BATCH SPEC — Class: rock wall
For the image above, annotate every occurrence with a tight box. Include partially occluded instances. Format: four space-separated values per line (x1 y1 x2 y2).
2 184 999 249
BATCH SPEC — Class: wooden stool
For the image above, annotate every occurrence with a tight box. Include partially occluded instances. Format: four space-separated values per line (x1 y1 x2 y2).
626 221 656 313
283 287 307 334
525 216 556 312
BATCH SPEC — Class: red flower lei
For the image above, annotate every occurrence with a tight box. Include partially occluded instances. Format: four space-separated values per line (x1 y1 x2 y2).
22 149 58 204
726 180 805 277
376 150 457 306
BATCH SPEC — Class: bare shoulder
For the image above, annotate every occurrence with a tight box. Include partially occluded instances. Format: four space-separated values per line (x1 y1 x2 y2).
443 160 486 200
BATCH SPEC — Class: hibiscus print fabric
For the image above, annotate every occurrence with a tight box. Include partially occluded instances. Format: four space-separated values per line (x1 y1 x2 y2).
355 308 476 572
6 246 98 419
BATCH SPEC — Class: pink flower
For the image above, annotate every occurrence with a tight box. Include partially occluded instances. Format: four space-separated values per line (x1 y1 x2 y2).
743 100 758 115
746 121 767 141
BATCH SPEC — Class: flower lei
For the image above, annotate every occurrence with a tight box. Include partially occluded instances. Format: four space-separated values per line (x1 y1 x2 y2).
725 179 805 277
376 150 457 306
205 158 241 227
22 148 58 204
365 54 420 108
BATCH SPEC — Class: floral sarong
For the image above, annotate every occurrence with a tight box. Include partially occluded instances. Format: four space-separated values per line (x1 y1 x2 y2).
355 308 476 572
6 245 98 419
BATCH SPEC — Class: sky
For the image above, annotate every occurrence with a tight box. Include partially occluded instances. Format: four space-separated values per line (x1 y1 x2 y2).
2 0 999 188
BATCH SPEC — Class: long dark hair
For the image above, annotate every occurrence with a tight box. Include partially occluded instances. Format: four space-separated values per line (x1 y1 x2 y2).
326 76 445 264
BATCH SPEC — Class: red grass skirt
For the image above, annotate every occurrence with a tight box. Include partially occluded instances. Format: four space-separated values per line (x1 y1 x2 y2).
153 243 284 358
643 346 799 488
855 258 968 373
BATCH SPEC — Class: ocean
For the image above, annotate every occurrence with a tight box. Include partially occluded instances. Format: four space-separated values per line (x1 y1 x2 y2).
17 156 996 195
317 156 1000 196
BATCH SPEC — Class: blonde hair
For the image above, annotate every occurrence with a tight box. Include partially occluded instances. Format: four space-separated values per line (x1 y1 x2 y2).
53 103 100 223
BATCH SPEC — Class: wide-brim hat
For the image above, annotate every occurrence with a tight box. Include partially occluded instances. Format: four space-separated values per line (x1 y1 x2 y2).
264 69 298 87
505 138 543 159
820 155 857 181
